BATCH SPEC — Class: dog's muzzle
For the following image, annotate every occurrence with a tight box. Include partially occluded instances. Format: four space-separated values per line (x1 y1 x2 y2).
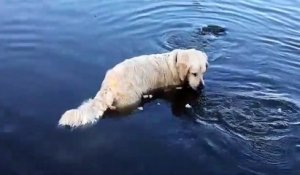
198 77 205 90
190 81 205 90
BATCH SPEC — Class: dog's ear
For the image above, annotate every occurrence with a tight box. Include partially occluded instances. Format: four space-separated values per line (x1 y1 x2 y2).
176 51 190 81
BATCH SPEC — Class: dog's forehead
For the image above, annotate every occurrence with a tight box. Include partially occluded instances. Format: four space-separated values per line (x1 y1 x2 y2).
189 52 206 65
189 50 206 60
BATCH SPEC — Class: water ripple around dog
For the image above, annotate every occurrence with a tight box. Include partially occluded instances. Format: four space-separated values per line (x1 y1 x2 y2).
191 92 300 139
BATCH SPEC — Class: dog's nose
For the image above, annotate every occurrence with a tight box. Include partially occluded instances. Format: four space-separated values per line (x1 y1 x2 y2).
198 82 205 90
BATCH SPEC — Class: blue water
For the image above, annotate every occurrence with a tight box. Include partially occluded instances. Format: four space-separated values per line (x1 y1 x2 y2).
1 0 300 174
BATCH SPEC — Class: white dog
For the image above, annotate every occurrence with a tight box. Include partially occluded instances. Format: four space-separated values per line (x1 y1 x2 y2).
58 49 208 127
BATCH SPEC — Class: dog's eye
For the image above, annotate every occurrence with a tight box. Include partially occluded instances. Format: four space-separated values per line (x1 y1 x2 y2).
192 73 197 76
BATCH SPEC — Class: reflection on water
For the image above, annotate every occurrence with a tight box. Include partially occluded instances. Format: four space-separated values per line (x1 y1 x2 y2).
1 0 300 174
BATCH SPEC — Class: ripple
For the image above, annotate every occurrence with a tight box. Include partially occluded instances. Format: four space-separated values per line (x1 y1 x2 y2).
0 20 42 52
127 2 195 22
191 93 300 141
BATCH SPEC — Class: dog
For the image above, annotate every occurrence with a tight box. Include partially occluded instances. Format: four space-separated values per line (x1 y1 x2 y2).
58 49 208 127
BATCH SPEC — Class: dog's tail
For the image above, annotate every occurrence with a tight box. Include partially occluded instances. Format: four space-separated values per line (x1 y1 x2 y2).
58 89 114 128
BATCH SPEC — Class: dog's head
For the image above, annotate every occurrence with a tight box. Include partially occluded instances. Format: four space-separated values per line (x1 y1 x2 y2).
175 49 208 90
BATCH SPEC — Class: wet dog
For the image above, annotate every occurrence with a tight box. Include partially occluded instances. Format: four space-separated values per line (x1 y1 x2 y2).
58 49 208 127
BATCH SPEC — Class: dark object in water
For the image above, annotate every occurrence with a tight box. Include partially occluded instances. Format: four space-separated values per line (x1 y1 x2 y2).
199 25 226 36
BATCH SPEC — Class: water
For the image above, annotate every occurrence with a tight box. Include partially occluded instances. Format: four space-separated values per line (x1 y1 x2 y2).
0 0 300 174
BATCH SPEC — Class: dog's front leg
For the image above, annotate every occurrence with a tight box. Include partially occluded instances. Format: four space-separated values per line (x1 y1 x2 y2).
108 104 116 110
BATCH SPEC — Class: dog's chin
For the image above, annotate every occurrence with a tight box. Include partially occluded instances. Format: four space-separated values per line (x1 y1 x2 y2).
188 83 204 91
190 86 198 90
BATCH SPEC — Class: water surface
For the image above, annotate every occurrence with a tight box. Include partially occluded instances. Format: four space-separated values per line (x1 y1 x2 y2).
0 0 300 174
